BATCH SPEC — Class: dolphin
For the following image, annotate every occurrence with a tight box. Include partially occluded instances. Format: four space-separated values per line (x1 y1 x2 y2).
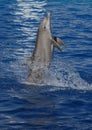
26 13 64 83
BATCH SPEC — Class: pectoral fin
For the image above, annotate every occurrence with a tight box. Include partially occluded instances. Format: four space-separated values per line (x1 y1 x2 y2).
57 37 65 45
50 38 62 51
54 36 65 46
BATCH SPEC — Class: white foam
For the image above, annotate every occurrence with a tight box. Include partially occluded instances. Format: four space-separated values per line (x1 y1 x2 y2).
11 60 92 91
47 61 92 90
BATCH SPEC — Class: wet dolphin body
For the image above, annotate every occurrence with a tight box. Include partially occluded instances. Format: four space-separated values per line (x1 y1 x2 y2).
27 13 64 83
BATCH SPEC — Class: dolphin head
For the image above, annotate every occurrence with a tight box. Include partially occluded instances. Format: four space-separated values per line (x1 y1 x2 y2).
39 13 51 34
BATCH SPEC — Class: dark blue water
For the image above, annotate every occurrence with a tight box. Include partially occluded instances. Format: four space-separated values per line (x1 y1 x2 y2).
0 0 92 129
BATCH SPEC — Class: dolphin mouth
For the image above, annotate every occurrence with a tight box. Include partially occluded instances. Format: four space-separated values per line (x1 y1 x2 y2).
47 13 50 18
46 13 51 30
46 12 50 22
47 13 50 21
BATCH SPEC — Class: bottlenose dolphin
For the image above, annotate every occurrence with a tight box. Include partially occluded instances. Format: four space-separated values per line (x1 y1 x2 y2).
26 13 64 83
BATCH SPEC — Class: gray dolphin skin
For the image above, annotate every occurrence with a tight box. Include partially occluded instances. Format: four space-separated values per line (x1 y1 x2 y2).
27 13 64 83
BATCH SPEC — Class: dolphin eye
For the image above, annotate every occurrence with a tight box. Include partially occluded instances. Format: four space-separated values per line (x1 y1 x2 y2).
43 26 46 30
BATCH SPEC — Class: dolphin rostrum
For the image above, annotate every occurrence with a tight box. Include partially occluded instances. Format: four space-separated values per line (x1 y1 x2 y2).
26 13 65 83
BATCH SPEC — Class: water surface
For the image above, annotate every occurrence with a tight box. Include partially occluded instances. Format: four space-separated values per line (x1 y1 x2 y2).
0 0 92 129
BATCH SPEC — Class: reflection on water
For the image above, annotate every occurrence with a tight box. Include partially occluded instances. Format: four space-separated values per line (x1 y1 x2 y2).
16 0 46 19
14 0 47 46
15 0 46 31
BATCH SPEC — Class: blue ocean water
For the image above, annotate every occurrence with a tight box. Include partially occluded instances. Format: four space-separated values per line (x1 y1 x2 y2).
0 0 92 129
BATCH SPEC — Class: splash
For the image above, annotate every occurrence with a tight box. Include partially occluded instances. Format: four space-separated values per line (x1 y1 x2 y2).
47 61 91 90
11 59 92 90
30 61 90 90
